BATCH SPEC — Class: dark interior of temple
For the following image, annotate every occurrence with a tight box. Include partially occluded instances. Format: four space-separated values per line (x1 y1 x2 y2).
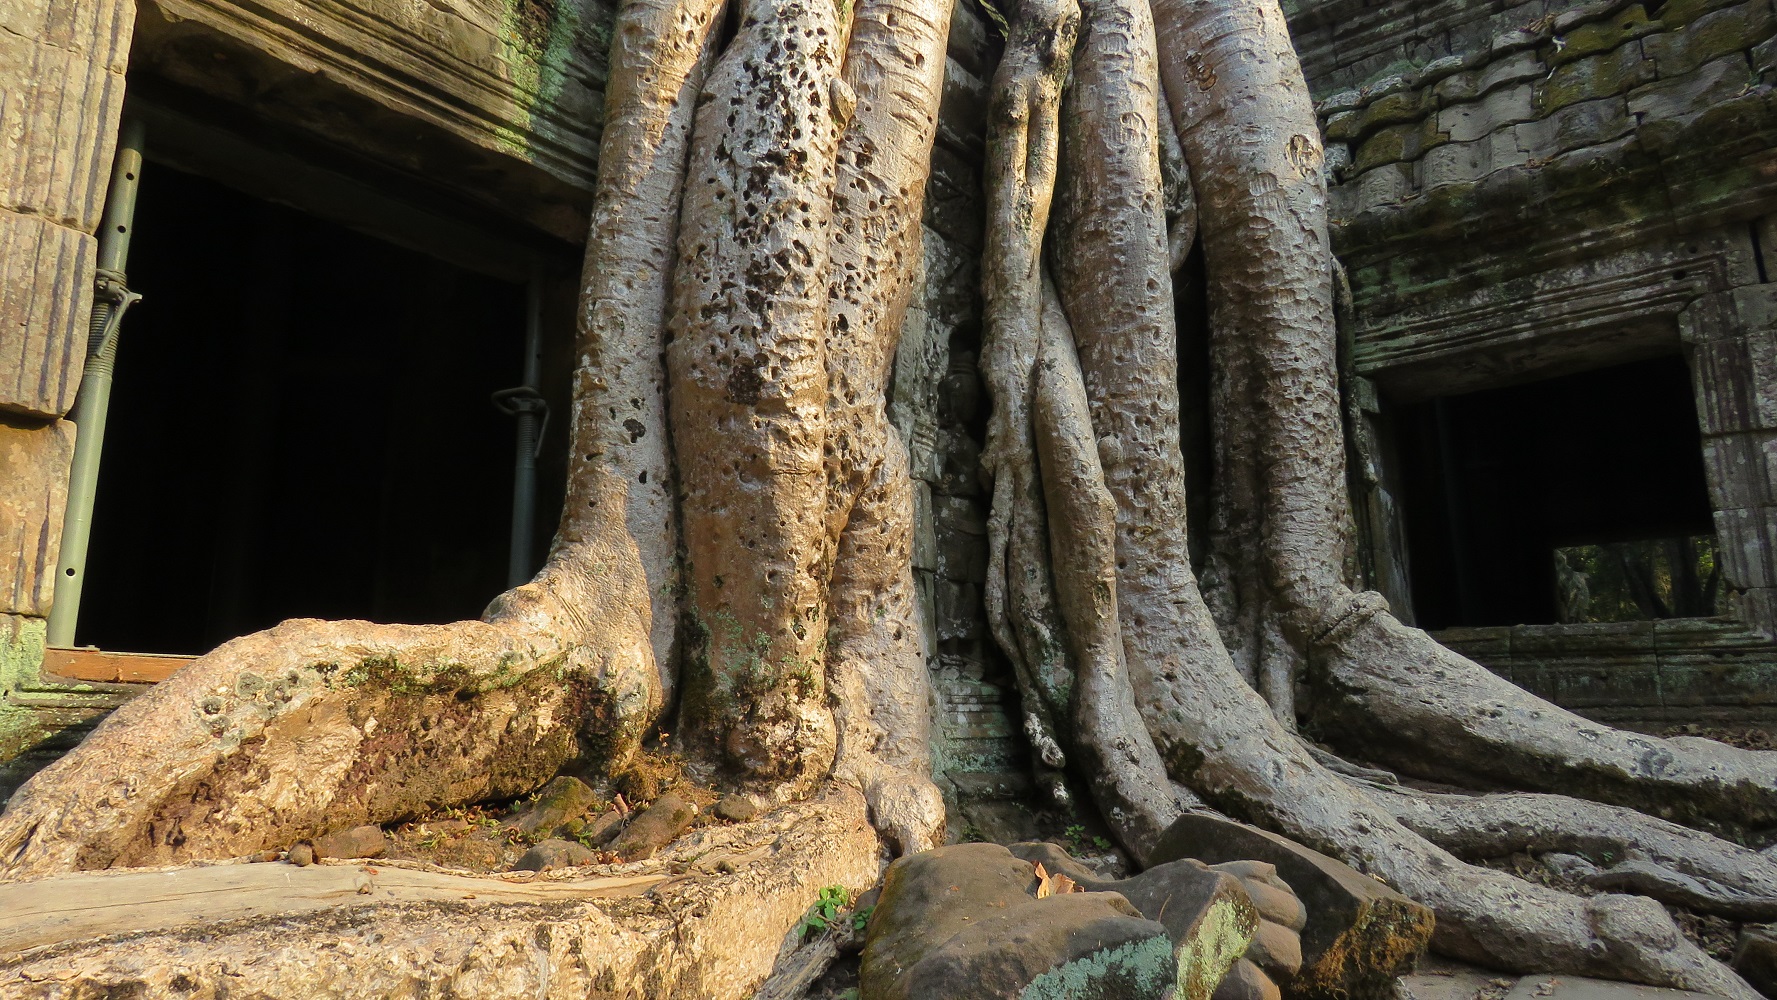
1395 354 1716 630
76 161 541 655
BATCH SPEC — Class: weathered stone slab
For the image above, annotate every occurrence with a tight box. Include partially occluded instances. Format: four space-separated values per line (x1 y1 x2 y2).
863 843 1255 1000
0 0 131 230
1150 814 1433 1000
1395 954 1514 1000
128 0 609 241
0 787 881 999
312 824 387 860
1628 56 1759 124
1715 504 1777 589
1008 841 1265 1000
501 775 598 838
609 791 697 860
1 614 143 804
0 209 93 419
0 416 74 616
1641 1 1775 78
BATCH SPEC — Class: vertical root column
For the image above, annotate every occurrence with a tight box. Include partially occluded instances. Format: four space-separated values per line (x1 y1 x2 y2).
669 0 847 789
819 0 956 852
563 0 727 709
1154 0 1350 729
978 0 1082 799
1031 277 1180 860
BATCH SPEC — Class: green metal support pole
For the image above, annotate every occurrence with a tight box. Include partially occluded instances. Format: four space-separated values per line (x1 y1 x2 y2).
46 119 146 648
494 270 547 588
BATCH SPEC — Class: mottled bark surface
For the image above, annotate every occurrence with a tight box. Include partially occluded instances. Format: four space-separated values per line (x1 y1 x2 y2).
820 0 954 853
669 0 847 790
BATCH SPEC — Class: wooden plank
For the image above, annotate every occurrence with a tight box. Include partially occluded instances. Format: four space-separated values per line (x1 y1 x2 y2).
42 646 194 684
0 860 670 954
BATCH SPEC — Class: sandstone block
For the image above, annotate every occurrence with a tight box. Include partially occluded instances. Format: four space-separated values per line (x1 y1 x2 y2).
513 837 595 872
1691 428 1777 507
1733 923 1777 995
1150 814 1434 1000
937 56 988 154
0 209 93 419
1422 140 1489 189
1516 96 1633 156
1433 51 1546 104
583 808 626 844
609 791 697 860
1007 843 1278 1000
1714 505 1777 588
863 843 1252 1000
1550 5 1657 64
1324 110 1362 143
1213 959 1282 1000
0 415 74 617
1488 126 1533 170
0 23 128 230
714 793 759 822
1538 44 1657 114
1691 337 1767 436
1628 56 1754 122
1352 123 1421 173
1354 163 1413 215
312 824 386 860
1438 82 1535 143
1642 1 1776 77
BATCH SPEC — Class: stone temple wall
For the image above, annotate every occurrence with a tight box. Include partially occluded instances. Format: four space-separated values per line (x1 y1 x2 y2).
1301 0 1777 723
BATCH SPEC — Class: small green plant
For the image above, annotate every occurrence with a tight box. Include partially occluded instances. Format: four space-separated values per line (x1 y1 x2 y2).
962 823 987 843
795 885 853 939
1092 836 1113 851
851 903 874 932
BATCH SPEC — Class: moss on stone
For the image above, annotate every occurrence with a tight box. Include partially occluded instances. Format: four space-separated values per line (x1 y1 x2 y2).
1549 5 1658 65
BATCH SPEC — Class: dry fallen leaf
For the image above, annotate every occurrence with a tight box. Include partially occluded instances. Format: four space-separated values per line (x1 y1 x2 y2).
1034 862 1079 899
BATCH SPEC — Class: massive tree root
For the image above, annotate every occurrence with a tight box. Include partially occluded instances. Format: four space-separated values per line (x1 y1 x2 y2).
0 0 954 890
975 0 1777 993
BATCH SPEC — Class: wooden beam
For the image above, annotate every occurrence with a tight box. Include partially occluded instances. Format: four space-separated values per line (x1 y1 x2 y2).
41 647 193 684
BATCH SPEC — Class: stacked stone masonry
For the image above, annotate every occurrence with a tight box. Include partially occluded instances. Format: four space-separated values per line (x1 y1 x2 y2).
1302 0 1777 720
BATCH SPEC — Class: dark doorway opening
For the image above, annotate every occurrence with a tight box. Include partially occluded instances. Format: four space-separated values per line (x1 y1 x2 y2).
1395 354 1714 630
77 160 532 655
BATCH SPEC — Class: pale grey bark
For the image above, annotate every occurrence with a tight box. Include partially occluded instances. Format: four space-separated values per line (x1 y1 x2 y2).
6 0 1777 996
822 0 956 853
1369 783 1777 920
1311 595 1777 829
1032 275 1180 860
978 0 1081 786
